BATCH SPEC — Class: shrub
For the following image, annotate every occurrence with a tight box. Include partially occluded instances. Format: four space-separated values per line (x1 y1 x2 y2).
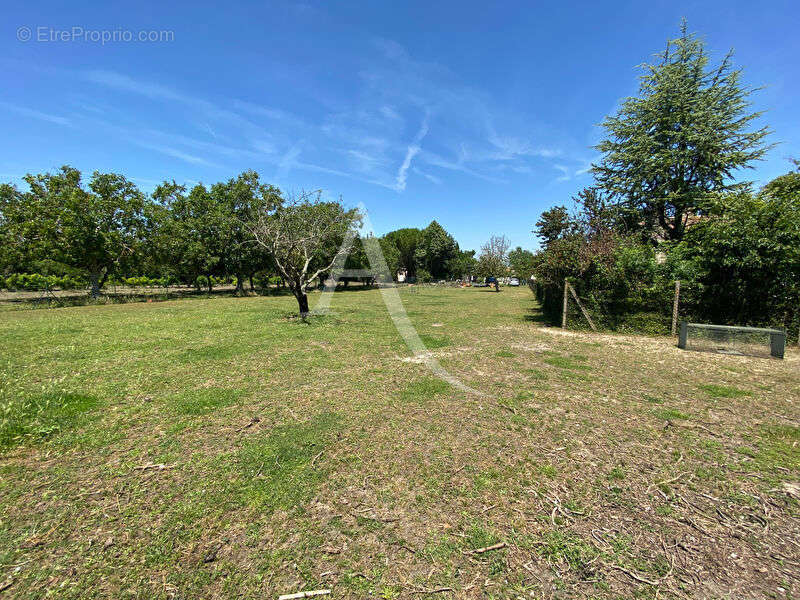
416 268 433 283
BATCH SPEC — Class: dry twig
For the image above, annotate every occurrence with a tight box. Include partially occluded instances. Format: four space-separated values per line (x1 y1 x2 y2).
133 463 175 471
278 590 331 600
468 542 506 554
236 416 260 432
411 587 453 595
607 563 660 586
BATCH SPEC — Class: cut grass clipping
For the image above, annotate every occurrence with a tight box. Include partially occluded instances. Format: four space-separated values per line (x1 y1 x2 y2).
234 411 342 512
401 377 451 403
418 334 451 349
699 384 752 398
544 354 591 371
0 391 99 448
170 388 242 416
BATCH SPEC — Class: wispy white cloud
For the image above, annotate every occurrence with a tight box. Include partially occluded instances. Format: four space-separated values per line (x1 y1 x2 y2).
485 124 562 161
419 150 506 184
395 146 420 191
82 69 279 141
276 141 303 181
83 70 185 103
373 38 409 61
574 157 599 176
380 105 401 121
133 140 220 167
204 122 218 140
66 43 580 191
0 102 72 127
554 164 571 182
413 167 442 185
394 114 430 191
231 99 309 130
347 149 389 174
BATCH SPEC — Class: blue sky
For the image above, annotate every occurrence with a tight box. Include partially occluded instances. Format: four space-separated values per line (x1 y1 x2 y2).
2 0 798 251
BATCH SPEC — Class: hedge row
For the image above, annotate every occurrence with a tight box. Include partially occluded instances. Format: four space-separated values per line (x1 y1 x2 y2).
2 273 290 292
0 273 86 291
1 273 176 291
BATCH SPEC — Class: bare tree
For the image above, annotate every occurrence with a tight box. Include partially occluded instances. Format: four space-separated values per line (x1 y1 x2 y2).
477 235 510 290
248 190 361 315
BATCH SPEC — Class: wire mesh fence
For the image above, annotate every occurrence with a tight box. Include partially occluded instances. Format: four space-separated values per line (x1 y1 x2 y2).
679 322 786 359
533 277 799 347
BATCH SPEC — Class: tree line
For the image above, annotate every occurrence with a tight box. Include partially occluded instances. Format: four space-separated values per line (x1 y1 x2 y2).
531 22 800 337
0 167 530 313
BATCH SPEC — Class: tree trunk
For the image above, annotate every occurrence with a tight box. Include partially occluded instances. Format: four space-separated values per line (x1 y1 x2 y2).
89 270 102 299
295 291 310 316
236 273 245 296
249 274 255 291
207 276 213 293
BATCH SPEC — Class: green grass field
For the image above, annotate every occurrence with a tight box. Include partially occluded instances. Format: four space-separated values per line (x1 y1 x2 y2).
1 287 798 599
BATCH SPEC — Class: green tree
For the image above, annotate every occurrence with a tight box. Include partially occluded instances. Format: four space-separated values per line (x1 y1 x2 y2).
378 236 401 281
142 181 186 284
0 166 146 297
382 228 422 276
175 183 226 291
593 21 771 242
0 184 28 273
447 249 477 280
414 220 459 280
211 171 281 295
534 206 573 247
337 234 376 286
508 247 536 279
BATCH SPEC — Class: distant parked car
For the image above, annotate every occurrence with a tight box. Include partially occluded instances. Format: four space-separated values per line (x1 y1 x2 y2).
508 277 520 286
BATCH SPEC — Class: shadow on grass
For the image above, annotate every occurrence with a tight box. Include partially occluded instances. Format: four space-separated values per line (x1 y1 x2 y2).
523 305 552 324
2 286 299 309
2 282 387 310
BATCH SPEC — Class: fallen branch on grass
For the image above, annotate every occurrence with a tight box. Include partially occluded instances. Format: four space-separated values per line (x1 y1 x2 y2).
468 542 506 554
647 472 691 493
133 463 175 471
236 416 260 432
410 586 453 595
664 419 721 437
278 590 331 600
498 402 517 415
607 563 660 586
